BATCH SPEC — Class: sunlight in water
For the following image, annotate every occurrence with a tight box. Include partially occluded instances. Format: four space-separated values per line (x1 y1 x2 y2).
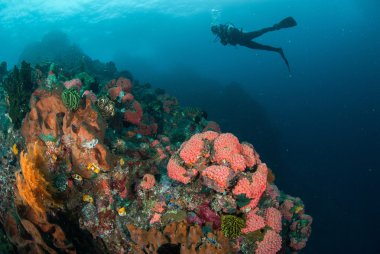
0 0 256 25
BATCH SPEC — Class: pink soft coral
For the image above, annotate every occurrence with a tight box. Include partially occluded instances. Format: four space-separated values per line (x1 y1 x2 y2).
201 165 234 192
241 208 265 234
167 158 198 184
264 207 282 233
179 134 205 164
255 229 282 254
233 163 268 210
140 174 156 190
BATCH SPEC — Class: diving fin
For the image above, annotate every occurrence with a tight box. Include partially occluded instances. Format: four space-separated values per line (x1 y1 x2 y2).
274 17 297 30
277 48 291 73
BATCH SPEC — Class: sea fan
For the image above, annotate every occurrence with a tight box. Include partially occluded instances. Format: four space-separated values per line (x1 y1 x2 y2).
15 142 60 218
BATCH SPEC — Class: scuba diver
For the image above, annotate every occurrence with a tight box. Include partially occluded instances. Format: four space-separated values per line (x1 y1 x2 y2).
211 17 297 72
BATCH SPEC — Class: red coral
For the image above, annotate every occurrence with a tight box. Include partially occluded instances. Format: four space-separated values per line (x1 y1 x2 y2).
242 208 265 234
167 158 198 184
200 130 220 141
116 77 132 92
149 213 161 224
280 199 295 221
266 184 280 207
241 143 258 168
212 133 246 172
213 133 241 156
233 163 268 210
255 229 282 254
197 203 221 229
124 101 143 125
229 154 247 172
111 172 128 199
152 202 166 213
64 78 82 91
108 86 122 101
264 207 282 233
140 174 156 190
122 93 134 103
179 133 205 165
201 165 234 192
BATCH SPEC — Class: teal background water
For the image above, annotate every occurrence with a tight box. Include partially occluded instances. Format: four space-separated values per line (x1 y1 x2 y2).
0 0 379 253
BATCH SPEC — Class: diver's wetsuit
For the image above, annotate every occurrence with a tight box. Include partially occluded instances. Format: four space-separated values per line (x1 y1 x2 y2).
212 17 297 72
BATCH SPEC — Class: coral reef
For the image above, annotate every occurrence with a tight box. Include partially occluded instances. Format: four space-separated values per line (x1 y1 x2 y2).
0 64 312 254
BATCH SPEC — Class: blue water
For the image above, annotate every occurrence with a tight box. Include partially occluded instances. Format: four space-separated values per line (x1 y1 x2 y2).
1 0 379 253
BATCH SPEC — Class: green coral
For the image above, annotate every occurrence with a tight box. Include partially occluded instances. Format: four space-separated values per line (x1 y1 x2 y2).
221 215 245 239
61 87 81 111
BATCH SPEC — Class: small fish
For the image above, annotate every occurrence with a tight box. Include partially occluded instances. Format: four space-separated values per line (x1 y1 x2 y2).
12 144 18 155
83 194 93 203
117 207 127 216
120 158 125 166
72 174 83 182
87 163 100 174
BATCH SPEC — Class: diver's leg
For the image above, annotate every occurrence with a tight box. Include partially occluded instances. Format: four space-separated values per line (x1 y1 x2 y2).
241 41 290 71
244 27 276 40
240 40 278 52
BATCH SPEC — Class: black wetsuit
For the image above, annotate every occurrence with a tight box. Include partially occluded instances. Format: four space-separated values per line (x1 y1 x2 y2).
214 23 291 71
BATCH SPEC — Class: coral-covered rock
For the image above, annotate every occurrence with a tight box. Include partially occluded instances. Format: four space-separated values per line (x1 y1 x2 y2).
2 68 312 254
22 88 111 179
127 221 236 253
